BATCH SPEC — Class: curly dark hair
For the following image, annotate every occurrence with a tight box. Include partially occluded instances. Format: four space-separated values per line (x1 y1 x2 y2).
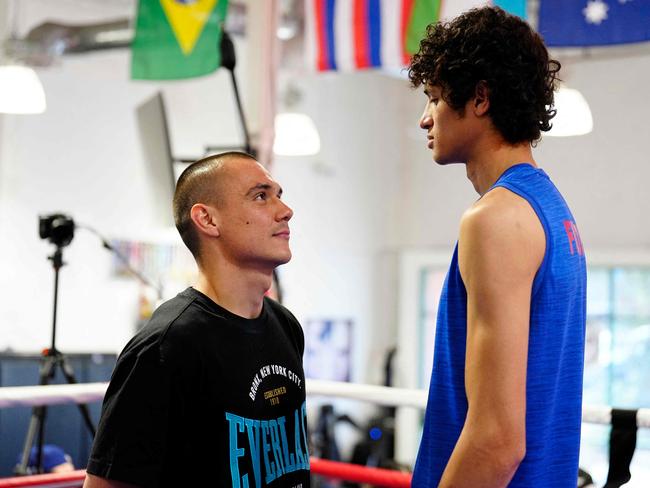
408 6 560 144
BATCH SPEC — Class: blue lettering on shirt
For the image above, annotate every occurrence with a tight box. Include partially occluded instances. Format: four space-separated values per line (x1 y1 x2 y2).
261 420 275 484
293 408 306 470
244 418 262 487
226 412 250 488
268 419 285 477
226 402 308 487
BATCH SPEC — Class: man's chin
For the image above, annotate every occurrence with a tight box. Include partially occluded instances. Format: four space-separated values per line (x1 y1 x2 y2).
432 151 448 165
434 156 464 166
272 252 292 267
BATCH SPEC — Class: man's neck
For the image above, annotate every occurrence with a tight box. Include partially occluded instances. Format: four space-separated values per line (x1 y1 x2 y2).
194 258 273 319
465 140 536 196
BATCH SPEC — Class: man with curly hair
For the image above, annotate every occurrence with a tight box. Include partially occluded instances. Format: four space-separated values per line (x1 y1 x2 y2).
409 7 586 487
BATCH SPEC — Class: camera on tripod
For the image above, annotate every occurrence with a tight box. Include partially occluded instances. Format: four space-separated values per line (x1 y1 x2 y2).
39 214 75 248
15 212 97 475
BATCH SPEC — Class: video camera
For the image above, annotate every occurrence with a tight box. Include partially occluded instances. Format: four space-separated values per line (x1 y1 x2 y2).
39 214 75 248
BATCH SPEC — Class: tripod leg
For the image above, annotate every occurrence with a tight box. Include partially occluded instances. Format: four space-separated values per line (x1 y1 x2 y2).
59 355 97 437
16 410 41 474
36 404 48 473
15 356 56 475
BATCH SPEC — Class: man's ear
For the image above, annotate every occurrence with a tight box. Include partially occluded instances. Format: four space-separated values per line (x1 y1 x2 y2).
473 80 490 116
190 203 220 238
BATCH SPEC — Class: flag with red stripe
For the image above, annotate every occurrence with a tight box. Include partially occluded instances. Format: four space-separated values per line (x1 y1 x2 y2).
305 0 527 72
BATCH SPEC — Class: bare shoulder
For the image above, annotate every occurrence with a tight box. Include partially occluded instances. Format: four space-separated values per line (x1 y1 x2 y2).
463 186 542 230
459 187 545 286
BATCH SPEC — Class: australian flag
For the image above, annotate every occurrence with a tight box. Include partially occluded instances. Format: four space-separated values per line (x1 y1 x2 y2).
538 0 650 47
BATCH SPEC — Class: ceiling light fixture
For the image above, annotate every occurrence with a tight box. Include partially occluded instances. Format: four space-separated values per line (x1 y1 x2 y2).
0 65 47 114
547 85 593 137
0 1 47 114
273 112 321 156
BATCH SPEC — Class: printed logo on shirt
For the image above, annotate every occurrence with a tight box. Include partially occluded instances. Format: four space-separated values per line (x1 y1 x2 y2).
563 220 584 256
249 364 302 403
226 401 310 487
264 387 287 406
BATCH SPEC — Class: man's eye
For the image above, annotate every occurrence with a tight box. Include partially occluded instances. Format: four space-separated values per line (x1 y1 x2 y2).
255 193 267 200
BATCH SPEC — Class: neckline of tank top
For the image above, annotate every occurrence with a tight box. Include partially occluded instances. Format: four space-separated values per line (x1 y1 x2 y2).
497 162 549 182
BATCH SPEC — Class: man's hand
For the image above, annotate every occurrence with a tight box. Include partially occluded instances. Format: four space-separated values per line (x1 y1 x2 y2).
83 473 141 488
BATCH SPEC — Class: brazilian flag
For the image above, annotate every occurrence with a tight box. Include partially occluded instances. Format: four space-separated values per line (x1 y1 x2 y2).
403 0 442 57
131 0 229 80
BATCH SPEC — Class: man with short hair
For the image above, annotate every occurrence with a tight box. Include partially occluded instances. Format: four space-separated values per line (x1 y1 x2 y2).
409 7 586 487
84 152 310 488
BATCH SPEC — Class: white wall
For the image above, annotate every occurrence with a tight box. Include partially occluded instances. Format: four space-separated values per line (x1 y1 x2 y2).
0 1 247 353
273 71 406 385
1 3 650 396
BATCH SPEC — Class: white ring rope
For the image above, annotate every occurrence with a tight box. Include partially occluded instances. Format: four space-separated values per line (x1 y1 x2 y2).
0 380 648 428
0 383 107 409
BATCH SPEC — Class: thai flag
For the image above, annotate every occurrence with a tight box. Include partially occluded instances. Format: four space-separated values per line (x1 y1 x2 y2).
305 0 527 72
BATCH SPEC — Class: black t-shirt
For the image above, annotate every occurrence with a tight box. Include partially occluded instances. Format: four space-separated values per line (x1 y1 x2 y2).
87 288 310 488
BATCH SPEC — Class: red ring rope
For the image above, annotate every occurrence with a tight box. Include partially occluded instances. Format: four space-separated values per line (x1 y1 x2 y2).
311 457 412 487
0 460 412 488
0 470 85 487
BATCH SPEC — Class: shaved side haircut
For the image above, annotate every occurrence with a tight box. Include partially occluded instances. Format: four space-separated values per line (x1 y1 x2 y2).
173 151 257 259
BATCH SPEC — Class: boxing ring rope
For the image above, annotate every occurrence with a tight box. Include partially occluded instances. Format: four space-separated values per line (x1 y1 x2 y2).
0 470 86 488
1 379 650 428
0 461 413 488
1 380 649 487
0 383 107 410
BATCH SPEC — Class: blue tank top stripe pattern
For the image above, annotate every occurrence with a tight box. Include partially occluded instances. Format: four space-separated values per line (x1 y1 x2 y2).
412 163 587 487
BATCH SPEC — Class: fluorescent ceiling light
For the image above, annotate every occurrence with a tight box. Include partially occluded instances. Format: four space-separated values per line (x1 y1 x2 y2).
547 86 592 137
0 65 47 114
273 113 321 156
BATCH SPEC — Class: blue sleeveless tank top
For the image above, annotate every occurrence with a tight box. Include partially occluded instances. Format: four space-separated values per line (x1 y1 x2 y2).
412 163 587 487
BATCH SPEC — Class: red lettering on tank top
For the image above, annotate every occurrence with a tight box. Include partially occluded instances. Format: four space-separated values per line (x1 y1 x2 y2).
563 220 584 256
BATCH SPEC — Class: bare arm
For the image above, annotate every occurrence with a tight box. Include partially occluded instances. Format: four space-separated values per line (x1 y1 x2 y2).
438 188 545 488
83 473 141 488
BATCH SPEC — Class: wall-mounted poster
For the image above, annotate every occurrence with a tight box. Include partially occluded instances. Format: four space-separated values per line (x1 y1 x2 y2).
304 318 353 382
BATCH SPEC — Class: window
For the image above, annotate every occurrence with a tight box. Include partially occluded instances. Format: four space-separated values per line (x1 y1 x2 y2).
581 266 650 485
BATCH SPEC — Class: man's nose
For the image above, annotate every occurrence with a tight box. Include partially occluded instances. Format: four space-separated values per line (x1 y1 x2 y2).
420 104 433 129
277 200 293 221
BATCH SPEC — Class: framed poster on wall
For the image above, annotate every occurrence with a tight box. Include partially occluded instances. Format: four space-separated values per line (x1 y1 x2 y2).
304 318 353 382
